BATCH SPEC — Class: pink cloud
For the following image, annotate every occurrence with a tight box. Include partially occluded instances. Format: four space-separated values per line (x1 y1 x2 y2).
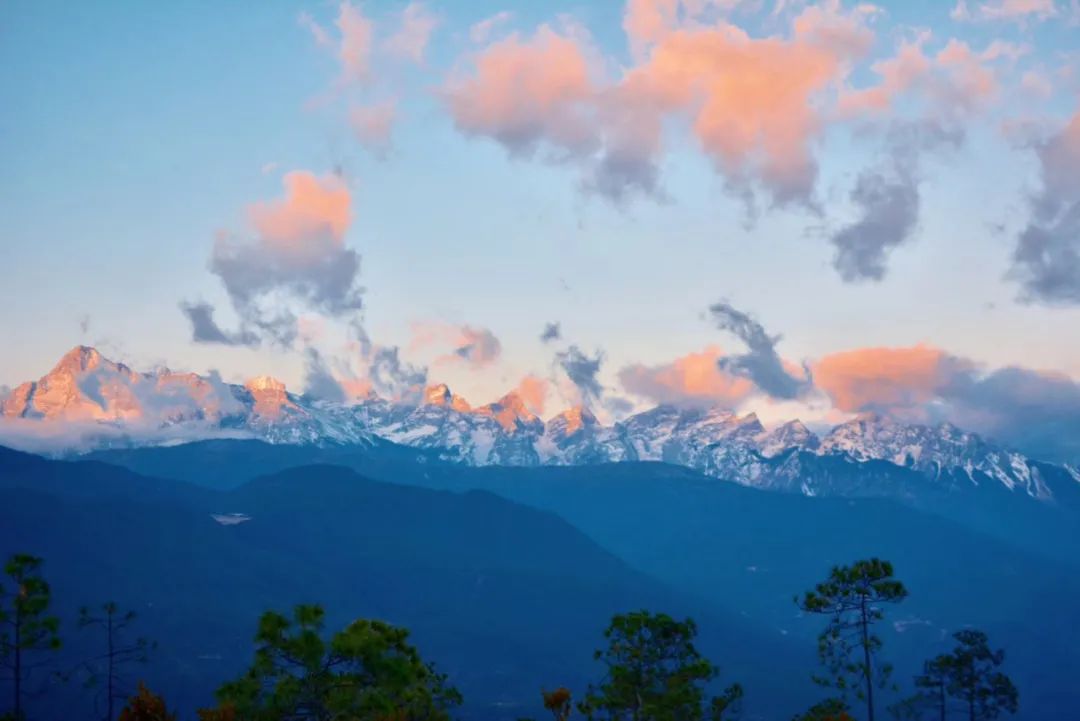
513 374 549 415
444 24 599 159
247 171 352 249
444 2 877 207
470 11 514 44
813 344 970 415
619 346 757 408
410 322 503 369
384 2 438 64
349 100 397 155
205 170 363 344
951 0 1058 23
337 1 374 83
837 35 1000 121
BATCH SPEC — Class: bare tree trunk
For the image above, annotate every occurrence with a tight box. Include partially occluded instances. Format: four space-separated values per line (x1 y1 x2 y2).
860 597 875 721
106 610 114 721
14 602 22 720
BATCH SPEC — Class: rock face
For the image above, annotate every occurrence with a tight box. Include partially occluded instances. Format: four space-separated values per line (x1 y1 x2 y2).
4 346 1079 505
0 346 370 447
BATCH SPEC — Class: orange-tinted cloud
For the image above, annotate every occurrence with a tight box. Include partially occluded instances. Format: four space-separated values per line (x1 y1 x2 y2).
444 2 876 207
813 344 971 414
410 321 503 368
838 35 1000 121
199 170 362 346
350 100 397 155
444 24 598 159
619 346 756 408
384 2 438 64
951 0 1058 23
513 374 549 415
248 171 351 248
337 2 374 83
815 344 1080 462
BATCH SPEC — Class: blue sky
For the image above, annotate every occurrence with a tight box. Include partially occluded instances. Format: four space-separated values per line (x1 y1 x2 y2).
2 0 1079 433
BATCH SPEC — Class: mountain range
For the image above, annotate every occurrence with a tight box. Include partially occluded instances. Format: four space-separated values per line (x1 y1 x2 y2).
4 346 1079 509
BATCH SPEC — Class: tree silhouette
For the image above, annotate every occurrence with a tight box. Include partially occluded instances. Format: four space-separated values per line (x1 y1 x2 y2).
0 554 61 720
577 610 742 721
117 682 176 721
943 630 1017 721
792 698 853 721
78 602 155 721
543 688 573 721
214 604 461 720
907 651 950 721
797 558 907 721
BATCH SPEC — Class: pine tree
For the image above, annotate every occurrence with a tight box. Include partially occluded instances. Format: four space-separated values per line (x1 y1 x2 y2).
117 682 176 721
78 601 155 721
943 630 1017 721
578 610 742 721
0 554 61 720
797 558 907 721
214 604 461 720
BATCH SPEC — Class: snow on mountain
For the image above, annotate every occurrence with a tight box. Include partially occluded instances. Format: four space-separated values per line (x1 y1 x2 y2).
0 346 371 448
3 346 1077 504
819 413 1054 499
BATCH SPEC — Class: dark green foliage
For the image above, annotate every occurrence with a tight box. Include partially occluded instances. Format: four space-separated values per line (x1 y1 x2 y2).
0 554 61 720
78 602 155 721
214 604 462 721
577 610 742 721
895 656 950 721
543 687 573 721
943 630 1018 721
798 558 907 721
792 698 852 721
117 682 177 721
894 629 1018 721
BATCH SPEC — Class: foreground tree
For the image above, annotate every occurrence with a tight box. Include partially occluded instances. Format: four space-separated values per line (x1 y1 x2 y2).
797 558 907 721
213 604 461 720
78 601 155 721
543 688 573 721
944 630 1017 721
894 656 951 721
0 554 61 720
792 698 853 721
577 610 742 721
117 682 176 721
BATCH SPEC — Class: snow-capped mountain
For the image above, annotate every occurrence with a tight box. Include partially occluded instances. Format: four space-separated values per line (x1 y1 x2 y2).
3 346 1078 504
0 346 372 448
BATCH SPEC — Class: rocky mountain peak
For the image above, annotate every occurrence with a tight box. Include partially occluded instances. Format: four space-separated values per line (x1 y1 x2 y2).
423 383 471 412
475 390 540 432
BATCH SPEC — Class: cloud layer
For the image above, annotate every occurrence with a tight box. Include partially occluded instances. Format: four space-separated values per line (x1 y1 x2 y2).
443 2 880 207
1010 109 1080 305
709 301 811 400
815 344 1080 463
619 345 755 408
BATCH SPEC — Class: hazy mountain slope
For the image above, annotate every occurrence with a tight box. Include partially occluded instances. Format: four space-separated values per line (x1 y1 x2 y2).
407 462 1080 720
0 448 798 720
86 438 1080 567
66 441 1080 717
7 347 1080 517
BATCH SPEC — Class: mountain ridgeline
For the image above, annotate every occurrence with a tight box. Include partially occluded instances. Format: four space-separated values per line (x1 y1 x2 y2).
4 346 1080 511
3 346 1080 718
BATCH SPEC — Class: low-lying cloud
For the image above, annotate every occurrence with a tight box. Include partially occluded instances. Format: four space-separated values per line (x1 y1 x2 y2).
619 346 755 409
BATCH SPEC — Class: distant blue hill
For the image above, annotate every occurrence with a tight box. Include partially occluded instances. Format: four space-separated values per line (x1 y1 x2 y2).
76 439 1080 719
0 446 796 720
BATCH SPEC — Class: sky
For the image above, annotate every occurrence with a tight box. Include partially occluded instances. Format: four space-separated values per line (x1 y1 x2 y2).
2 0 1080 458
